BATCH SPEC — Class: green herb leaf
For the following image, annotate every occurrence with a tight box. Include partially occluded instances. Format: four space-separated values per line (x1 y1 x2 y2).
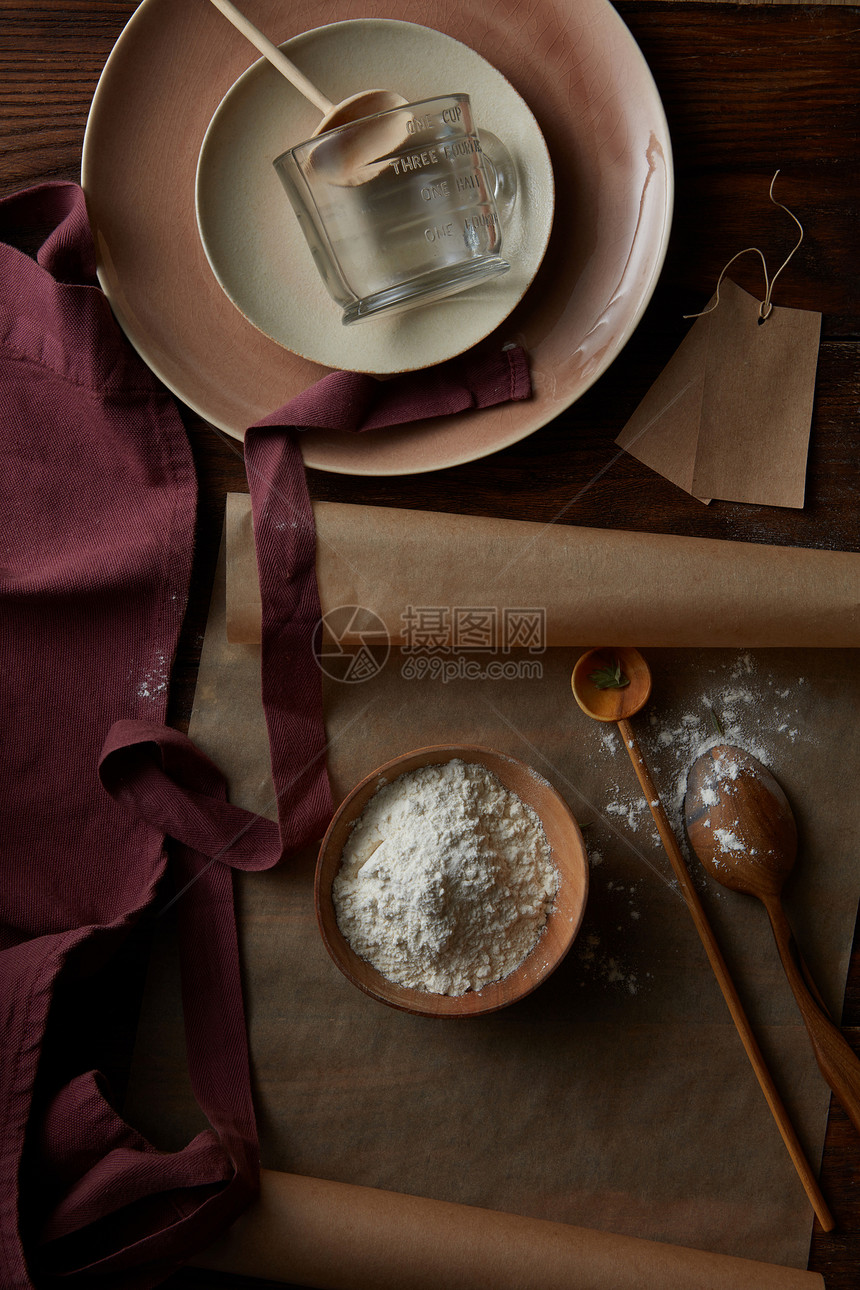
589 659 629 690
708 705 724 737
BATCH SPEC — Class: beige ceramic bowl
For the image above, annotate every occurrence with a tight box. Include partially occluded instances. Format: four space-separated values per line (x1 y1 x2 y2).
315 745 589 1017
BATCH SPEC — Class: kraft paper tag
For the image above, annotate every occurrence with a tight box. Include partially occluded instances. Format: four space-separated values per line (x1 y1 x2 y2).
617 279 821 508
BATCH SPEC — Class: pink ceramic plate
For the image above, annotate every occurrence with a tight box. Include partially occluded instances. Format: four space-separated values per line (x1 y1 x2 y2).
82 0 672 477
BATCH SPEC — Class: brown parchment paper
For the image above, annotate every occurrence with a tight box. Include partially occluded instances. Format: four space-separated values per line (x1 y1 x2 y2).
193 1169 823 1289
126 509 860 1284
224 494 859 647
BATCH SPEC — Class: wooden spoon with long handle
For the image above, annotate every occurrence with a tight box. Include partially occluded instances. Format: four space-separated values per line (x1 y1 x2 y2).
571 647 834 1232
686 744 860 1138
208 0 405 131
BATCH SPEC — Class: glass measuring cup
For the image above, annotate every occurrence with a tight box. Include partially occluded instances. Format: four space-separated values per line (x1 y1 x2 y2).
273 93 517 324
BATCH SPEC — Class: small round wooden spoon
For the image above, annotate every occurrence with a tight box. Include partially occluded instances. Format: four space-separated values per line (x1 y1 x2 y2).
685 744 860 1139
571 648 834 1230
208 0 406 132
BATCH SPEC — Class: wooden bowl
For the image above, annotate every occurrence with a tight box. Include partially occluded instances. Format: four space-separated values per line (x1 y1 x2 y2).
315 745 589 1017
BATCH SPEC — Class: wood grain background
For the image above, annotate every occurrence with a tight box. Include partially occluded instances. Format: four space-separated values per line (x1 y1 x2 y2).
1 2 857 1287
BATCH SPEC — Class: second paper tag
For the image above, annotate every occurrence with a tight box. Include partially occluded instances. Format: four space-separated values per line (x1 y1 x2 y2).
617 280 821 508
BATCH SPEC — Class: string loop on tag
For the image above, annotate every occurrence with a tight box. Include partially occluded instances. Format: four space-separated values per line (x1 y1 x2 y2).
684 171 804 323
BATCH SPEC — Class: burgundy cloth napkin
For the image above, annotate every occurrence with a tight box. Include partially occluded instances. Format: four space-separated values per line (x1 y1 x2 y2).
0 180 531 1288
253 345 530 434
0 181 277 1289
241 341 531 855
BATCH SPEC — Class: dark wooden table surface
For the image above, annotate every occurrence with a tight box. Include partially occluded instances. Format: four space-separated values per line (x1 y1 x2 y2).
2 2 857 1286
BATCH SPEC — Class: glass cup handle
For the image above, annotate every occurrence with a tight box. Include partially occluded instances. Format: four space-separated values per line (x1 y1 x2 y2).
478 131 518 224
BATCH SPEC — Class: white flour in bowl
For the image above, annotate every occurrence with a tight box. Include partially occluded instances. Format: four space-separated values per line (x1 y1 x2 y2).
332 759 559 996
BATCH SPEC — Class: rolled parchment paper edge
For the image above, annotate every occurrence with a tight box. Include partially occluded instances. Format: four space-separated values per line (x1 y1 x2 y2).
191 1169 824 1290
224 495 860 648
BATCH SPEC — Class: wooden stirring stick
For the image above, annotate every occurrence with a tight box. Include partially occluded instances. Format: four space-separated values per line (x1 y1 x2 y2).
207 0 405 132
571 646 835 1232
208 0 333 113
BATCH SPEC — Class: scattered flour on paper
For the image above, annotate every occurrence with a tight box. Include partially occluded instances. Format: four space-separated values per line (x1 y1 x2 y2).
575 652 811 994
575 930 644 996
574 845 646 996
333 759 559 996
589 653 810 853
